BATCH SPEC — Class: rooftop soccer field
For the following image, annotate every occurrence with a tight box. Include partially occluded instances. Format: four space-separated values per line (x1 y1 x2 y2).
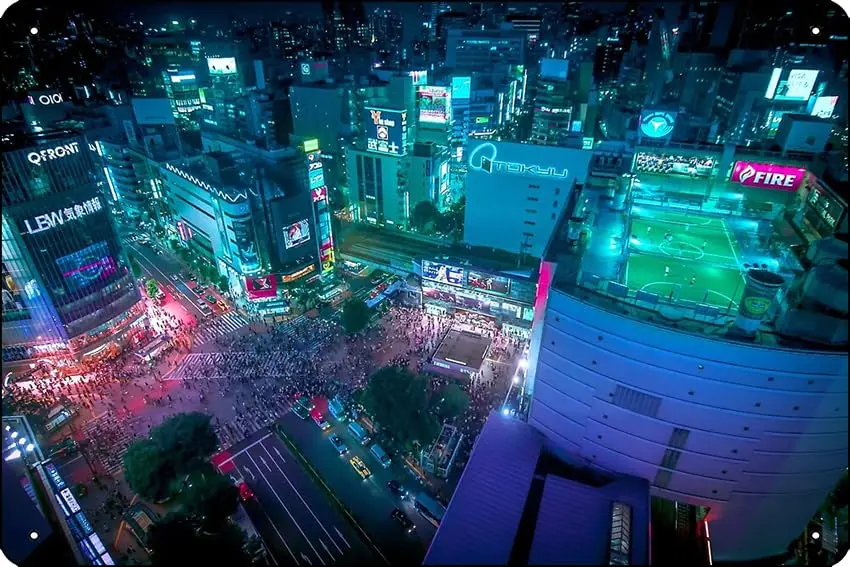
625 208 747 309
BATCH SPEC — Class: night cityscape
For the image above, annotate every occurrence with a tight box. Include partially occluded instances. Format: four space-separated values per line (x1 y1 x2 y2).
0 1 848 566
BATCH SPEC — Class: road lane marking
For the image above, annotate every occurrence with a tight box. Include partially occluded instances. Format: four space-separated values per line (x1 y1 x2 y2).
300 552 313 566
260 441 345 555
333 527 351 549
131 244 204 317
57 454 83 469
249 489 300 566
246 452 326 566
244 466 256 481
273 447 287 463
215 432 273 466
319 539 334 562
259 455 272 472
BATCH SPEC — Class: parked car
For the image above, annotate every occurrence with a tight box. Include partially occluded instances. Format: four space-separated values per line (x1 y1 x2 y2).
390 508 415 533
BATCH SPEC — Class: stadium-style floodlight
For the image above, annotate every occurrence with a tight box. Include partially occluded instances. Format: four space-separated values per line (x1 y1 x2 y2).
10 431 18 439
29 531 39 540
30 27 38 35
811 26 821 36
5 449 21 461
25 443 34 452
502 407 510 416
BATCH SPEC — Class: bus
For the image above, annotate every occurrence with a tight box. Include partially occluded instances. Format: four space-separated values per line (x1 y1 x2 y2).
414 492 446 528
44 404 77 433
292 396 314 419
347 422 371 445
328 397 347 422
369 443 392 469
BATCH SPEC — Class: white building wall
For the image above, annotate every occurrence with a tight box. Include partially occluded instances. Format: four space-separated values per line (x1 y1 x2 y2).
529 288 848 562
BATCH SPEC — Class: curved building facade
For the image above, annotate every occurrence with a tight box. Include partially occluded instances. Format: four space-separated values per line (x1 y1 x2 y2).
2 131 145 364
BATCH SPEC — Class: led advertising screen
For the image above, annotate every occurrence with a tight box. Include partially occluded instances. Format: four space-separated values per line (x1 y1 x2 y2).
730 162 807 191
418 86 450 124
245 275 278 300
639 110 677 139
207 57 238 75
422 260 464 287
307 151 325 189
131 98 176 125
364 107 407 156
451 76 471 100
409 70 428 87
283 219 311 249
467 271 511 295
55 241 117 293
634 151 716 178
766 69 819 101
2 262 30 322
811 96 838 119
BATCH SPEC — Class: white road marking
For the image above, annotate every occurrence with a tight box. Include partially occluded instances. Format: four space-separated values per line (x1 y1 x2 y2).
214 432 273 466
319 539 334 561
273 447 287 464
300 552 313 566
245 452 326 565
260 441 345 555
259 455 272 472
250 492 299 565
244 466 256 481
334 527 351 549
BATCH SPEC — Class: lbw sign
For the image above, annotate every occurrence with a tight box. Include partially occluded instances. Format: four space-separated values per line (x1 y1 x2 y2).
468 142 569 179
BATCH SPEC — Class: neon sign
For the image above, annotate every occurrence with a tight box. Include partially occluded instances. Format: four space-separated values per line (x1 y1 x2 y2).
640 111 676 138
22 197 103 235
27 142 81 166
468 142 569 179
28 93 64 105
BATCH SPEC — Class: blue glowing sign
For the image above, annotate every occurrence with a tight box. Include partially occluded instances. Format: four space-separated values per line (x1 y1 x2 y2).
468 142 569 179
451 76 471 100
639 110 676 138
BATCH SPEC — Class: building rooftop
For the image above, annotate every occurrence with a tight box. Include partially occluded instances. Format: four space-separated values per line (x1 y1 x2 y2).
424 411 651 566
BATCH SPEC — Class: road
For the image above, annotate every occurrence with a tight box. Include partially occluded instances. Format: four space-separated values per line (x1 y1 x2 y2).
223 429 382 567
125 239 207 318
278 409 436 566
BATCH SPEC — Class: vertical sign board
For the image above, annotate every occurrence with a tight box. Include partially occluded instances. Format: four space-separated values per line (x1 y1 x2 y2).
304 139 335 274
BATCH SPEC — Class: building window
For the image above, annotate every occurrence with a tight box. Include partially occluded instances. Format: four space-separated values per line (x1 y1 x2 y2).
555 187 561 195
528 196 539 202
524 220 536 226
553 201 558 208
525 209 537 214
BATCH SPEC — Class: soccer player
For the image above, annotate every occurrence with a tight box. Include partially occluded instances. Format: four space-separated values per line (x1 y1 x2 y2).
665 266 670 277
690 276 697 286
702 240 707 251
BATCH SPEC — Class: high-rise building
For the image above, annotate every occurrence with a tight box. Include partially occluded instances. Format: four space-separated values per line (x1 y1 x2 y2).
407 141 451 212
445 29 527 80
531 59 573 146
2 130 146 365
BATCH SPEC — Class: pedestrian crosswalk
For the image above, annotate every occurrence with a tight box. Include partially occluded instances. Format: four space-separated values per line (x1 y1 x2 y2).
194 312 250 345
83 412 137 476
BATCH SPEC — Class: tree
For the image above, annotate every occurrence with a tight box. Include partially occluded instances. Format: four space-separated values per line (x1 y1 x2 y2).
179 471 239 534
149 412 219 475
2 393 47 435
148 514 252 566
411 200 440 232
291 280 321 311
431 383 470 421
145 279 160 299
129 254 143 279
360 367 440 450
123 438 176 501
341 298 371 334
217 275 230 293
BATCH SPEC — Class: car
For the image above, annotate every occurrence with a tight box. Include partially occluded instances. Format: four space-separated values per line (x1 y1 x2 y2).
328 434 348 455
205 294 217 304
312 412 331 430
387 480 408 499
349 456 371 480
390 508 415 533
236 481 254 502
171 274 180 282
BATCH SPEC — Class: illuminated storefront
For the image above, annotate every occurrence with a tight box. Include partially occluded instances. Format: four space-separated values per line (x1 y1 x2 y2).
2 131 145 364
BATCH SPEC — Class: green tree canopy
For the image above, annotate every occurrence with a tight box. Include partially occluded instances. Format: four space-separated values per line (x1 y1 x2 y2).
179 470 239 534
123 438 176 501
291 280 322 311
411 200 440 232
360 367 440 449
149 412 219 475
148 514 252 566
129 254 143 279
217 275 230 293
341 298 371 334
145 279 160 299
431 383 470 421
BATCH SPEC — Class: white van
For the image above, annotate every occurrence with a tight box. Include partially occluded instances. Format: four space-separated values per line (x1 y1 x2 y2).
369 444 392 469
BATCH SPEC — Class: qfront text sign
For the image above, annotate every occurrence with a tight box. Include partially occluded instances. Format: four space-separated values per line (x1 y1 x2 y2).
468 142 569 179
27 142 81 166
730 162 807 191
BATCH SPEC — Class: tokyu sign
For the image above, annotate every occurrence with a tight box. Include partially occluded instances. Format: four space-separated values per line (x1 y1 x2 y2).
27 142 81 166
22 197 103 235
468 142 569 179
730 161 807 191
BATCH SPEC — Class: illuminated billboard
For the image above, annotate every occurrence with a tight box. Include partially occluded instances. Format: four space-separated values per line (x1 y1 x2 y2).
27 91 64 105
56 241 117 293
2 262 30 322
422 260 464 287
634 151 716 178
639 110 677 139
364 107 408 156
418 86 451 124
409 70 428 87
283 219 311 249
245 275 277 300
811 96 838 119
730 162 807 191
207 57 238 75
451 77 471 100
466 140 593 181
307 151 325 190
765 69 818 101
468 271 511 295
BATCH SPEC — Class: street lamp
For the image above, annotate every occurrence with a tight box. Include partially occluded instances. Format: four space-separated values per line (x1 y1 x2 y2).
518 358 528 371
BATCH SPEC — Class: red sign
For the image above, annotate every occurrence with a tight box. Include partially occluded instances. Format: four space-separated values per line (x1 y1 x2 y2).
312 187 327 202
245 275 277 300
730 161 807 191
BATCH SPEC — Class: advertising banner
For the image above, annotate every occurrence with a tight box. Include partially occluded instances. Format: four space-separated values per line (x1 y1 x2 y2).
364 108 407 156
55 241 117 293
245 275 278 300
468 271 511 295
635 151 715 178
2 262 30 321
283 219 311 249
306 151 325 190
232 219 259 270
131 98 176 125
418 86 451 124
207 57 238 75
772 69 819 102
451 76 471 100
422 260 464 287
730 162 807 191
810 96 838 119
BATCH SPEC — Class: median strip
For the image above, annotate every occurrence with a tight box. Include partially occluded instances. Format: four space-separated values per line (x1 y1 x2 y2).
271 423 390 565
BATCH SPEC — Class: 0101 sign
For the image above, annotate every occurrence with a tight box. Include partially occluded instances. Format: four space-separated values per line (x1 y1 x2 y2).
28 93 64 105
